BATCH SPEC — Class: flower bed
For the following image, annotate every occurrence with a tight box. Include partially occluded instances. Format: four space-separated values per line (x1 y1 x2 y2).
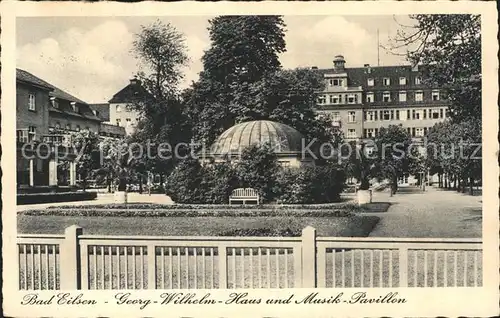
46 202 355 210
20 208 354 218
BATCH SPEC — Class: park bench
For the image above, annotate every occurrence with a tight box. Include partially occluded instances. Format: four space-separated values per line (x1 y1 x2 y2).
229 188 260 205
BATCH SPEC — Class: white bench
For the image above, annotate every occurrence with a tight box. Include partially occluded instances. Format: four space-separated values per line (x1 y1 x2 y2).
229 188 260 205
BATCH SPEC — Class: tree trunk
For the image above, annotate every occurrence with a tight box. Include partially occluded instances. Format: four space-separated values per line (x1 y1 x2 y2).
139 175 143 194
469 176 474 195
444 173 448 188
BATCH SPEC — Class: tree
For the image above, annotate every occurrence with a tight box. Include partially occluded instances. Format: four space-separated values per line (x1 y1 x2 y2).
184 16 286 145
72 130 101 191
130 20 192 177
372 125 415 194
231 68 341 145
426 118 481 195
391 14 481 122
202 16 286 85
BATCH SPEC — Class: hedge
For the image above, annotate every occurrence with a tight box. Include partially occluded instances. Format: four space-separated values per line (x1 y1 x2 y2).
19 207 354 218
17 191 97 205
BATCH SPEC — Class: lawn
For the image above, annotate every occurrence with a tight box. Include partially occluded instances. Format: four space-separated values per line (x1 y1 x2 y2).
17 214 380 237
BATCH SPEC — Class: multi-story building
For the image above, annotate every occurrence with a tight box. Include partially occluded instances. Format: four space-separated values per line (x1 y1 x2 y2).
107 78 146 136
314 55 450 141
16 68 105 188
89 103 126 139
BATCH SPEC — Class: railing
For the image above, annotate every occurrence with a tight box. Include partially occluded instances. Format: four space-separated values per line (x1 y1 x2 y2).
17 226 482 290
41 134 73 147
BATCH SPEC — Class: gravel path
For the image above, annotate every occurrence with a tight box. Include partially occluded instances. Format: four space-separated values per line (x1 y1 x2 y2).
365 186 482 238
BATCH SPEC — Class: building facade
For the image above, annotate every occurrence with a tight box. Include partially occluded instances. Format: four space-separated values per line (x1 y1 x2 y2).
107 78 145 136
16 69 104 188
314 55 450 141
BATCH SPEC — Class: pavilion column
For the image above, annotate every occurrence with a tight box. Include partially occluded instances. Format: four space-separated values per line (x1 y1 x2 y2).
69 161 77 186
48 158 58 186
29 159 35 186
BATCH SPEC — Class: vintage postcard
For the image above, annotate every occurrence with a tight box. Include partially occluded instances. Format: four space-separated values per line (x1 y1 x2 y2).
1 1 499 317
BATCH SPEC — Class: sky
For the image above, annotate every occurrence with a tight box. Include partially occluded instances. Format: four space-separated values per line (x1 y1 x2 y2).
17 15 414 104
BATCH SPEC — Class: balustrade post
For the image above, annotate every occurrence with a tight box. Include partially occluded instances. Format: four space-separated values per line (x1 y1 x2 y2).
60 225 83 289
218 246 228 289
147 244 156 289
399 247 408 287
301 226 317 288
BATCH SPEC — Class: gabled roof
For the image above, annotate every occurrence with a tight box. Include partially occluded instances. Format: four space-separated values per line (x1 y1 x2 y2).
89 103 110 121
17 68 88 104
16 69 54 91
16 68 101 122
108 79 150 104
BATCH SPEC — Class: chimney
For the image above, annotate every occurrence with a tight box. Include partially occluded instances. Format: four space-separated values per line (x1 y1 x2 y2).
311 66 318 70
333 55 346 71
130 77 141 86
364 63 372 74
364 64 370 67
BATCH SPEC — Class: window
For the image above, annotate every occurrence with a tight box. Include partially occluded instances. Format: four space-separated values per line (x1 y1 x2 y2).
407 110 411 120
347 129 357 138
366 92 374 103
17 129 28 143
116 119 121 126
28 126 36 142
366 111 376 122
329 79 343 86
365 128 375 138
66 124 71 131
116 105 122 112
382 110 391 120
330 95 340 104
348 111 356 123
383 92 391 102
412 109 422 120
399 91 407 102
415 91 424 102
367 78 374 86
399 77 407 85
28 93 36 111
439 108 444 118
318 95 326 104
347 94 356 104
415 77 422 85
50 97 59 109
415 128 425 137
432 90 440 101
126 118 132 125
383 78 391 86
396 110 400 120
331 112 341 122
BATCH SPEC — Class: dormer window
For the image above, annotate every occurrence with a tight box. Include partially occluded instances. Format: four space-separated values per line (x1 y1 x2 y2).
71 102 78 113
383 78 391 86
50 97 59 109
415 77 422 85
92 109 99 117
367 78 374 86
399 77 407 85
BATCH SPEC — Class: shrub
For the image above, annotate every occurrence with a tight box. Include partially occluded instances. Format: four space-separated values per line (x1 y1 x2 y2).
276 165 345 204
17 191 97 205
200 162 238 204
164 158 204 203
233 144 281 202
218 228 301 237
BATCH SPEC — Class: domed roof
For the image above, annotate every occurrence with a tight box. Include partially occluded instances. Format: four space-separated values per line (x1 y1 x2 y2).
210 120 305 155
